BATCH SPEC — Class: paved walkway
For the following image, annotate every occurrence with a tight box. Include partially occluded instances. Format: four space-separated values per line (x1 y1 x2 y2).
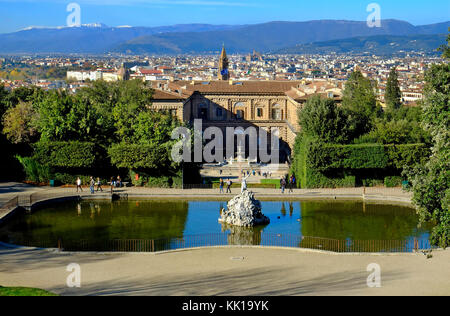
0 182 413 206
0 182 413 221
0 245 448 296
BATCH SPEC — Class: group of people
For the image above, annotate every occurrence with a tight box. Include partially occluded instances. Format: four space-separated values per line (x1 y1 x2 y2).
76 175 123 194
217 174 297 194
218 178 233 194
280 175 296 194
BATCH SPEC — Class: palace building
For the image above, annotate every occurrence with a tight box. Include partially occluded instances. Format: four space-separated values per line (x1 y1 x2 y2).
150 46 343 162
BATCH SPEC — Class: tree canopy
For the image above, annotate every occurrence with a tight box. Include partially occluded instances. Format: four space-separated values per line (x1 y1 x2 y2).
298 96 351 144
408 62 450 248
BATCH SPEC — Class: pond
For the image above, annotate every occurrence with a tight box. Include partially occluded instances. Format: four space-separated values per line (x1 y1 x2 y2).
0 199 432 252
0 200 431 251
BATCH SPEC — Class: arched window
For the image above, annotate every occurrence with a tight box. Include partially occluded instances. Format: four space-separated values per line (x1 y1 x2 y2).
234 102 246 120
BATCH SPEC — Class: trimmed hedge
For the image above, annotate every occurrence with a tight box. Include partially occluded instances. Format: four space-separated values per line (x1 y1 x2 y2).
261 179 282 189
309 143 429 171
292 135 430 189
130 170 182 188
384 176 403 188
109 143 170 170
33 141 98 168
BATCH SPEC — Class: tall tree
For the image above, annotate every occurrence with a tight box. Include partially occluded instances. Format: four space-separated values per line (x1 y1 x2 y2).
408 62 450 248
342 70 379 138
298 96 351 144
385 67 402 110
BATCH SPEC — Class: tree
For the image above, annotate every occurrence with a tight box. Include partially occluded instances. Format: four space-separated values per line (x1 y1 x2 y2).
342 70 379 138
408 63 450 248
298 96 351 144
0 84 9 119
2 101 39 144
438 27 450 59
111 80 154 142
385 67 402 110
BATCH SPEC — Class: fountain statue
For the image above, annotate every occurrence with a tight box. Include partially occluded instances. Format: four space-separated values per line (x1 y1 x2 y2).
241 173 250 193
219 181 270 227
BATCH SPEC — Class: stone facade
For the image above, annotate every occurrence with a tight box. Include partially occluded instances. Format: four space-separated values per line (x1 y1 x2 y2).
148 48 343 162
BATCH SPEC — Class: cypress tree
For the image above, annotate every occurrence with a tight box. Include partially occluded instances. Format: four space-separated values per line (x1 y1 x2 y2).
385 67 402 110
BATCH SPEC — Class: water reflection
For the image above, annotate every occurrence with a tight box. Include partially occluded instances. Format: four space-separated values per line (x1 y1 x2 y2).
0 199 431 250
221 223 264 246
280 203 286 217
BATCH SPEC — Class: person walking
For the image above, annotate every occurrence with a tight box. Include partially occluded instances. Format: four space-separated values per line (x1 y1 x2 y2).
280 177 286 194
76 177 83 192
96 177 103 192
289 175 295 193
117 175 122 188
89 177 95 194
226 179 232 194
219 178 224 194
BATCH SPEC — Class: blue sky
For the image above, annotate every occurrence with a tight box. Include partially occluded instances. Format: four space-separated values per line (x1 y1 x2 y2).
0 0 448 34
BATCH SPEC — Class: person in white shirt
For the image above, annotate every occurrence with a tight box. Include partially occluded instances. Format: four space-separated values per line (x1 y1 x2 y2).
76 177 83 192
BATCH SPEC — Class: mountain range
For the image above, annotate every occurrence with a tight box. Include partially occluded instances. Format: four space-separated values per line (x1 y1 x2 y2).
0 20 448 55
276 34 448 56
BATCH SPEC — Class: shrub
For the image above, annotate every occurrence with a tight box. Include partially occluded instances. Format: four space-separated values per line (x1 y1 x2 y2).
384 176 404 188
260 179 282 189
16 156 51 183
129 170 182 188
292 134 429 189
33 141 98 168
109 143 172 170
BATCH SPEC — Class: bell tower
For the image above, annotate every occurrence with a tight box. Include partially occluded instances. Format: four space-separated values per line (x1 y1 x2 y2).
218 44 230 80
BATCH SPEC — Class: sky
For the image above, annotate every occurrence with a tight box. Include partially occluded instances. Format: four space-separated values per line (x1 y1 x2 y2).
0 0 448 34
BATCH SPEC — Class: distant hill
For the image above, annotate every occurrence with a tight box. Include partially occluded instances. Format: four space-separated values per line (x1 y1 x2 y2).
0 20 448 54
113 20 450 54
0 24 244 54
276 34 448 55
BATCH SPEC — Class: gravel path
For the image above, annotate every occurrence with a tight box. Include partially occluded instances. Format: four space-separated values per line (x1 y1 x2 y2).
0 245 448 296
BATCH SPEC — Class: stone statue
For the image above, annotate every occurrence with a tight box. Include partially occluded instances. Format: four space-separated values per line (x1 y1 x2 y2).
219 190 270 227
241 173 251 193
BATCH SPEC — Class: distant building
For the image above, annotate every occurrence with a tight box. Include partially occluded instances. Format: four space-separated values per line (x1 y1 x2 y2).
218 45 230 81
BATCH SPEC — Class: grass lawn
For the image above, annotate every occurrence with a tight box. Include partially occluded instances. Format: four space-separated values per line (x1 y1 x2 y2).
0 286 58 296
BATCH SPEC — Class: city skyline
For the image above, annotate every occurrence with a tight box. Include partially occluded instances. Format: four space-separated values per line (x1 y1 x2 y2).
0 0 449 34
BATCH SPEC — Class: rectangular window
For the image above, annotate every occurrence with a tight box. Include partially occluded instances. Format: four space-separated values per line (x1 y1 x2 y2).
216 108 223 118
257 108 263 117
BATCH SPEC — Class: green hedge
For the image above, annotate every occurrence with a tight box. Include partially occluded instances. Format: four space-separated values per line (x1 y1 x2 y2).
109 143 170 170
16 156 52 183
129 170 182 188
260 179 282 189
292 135 430 189
384 176 403 188
309 143 429 171
33 141 98 168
